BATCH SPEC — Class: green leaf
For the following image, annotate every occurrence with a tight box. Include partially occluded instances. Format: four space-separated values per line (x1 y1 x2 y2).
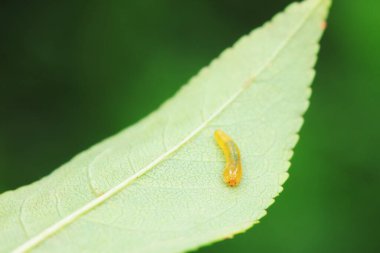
0 0 331 252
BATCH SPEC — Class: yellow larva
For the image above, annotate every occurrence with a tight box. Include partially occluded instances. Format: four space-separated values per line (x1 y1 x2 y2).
214 129 242 187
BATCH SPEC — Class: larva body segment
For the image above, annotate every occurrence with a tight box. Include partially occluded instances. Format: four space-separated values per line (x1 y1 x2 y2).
214 129 242 187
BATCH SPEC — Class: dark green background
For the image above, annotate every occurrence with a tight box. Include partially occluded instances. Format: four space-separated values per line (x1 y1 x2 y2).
1 0 379 252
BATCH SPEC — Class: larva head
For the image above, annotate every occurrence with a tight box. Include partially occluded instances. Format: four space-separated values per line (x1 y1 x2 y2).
226 178 239 187
223 166 241 187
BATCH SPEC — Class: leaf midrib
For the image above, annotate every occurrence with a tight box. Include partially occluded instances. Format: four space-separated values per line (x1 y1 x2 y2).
13 1 323 252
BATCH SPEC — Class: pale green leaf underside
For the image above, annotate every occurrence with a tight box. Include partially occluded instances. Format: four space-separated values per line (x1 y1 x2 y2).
0 0 330 252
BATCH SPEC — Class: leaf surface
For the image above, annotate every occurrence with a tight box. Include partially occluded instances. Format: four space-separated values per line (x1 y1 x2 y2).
0 0 331 252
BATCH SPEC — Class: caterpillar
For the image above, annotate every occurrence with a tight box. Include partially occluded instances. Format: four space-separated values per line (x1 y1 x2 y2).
214 129 242 187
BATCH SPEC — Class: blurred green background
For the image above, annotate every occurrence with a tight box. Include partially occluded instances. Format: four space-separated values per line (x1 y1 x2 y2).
0 0 379 252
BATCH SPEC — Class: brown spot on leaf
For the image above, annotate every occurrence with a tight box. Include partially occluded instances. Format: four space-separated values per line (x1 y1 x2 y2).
321 21 328 30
